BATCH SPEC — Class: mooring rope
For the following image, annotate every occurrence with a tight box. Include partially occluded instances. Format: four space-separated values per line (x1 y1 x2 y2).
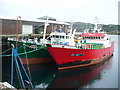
15 59 22 88
0 46 44 57
0 47 12 55
17 51 34 88
0 44 24 55
23 43 32 84
10 48 14 87
14 51 26 88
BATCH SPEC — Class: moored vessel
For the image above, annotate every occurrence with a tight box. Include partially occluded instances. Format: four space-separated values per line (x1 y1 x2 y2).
46 18 114 70
8 16 70 65
8 39 52 64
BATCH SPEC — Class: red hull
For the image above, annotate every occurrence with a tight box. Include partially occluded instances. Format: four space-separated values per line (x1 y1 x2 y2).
47 42 114 70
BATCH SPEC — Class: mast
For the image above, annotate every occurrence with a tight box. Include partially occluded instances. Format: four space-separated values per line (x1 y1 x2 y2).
93 17 101 33
94 17 98 31
69 22 73 35
16 16 21 48
43 16 49 40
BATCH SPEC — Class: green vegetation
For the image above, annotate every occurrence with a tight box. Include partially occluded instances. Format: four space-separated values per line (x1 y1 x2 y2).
71 22 120 35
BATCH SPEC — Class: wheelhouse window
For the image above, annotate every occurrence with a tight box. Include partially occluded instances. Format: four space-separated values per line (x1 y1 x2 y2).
52 35 59 38
91 37 94 39
83 36 104 40
60 36 64 39
66 36 69 39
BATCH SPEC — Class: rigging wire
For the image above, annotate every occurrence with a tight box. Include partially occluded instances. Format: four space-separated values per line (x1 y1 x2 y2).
0 47 12 55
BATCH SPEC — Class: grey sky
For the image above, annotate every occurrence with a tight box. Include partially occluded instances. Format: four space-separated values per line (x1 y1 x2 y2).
0 0 119 24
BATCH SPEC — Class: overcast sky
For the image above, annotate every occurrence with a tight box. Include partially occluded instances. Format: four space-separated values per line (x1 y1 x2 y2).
0 0 119 24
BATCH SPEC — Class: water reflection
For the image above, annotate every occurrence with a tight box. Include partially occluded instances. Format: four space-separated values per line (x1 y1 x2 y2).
28 62 57 88
47 57 113 88
2 53 113 88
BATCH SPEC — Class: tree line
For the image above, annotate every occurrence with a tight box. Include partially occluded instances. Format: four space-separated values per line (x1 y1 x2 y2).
70 22 119 35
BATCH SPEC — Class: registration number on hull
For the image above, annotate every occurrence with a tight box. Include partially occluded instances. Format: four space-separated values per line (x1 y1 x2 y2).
71 54 84 56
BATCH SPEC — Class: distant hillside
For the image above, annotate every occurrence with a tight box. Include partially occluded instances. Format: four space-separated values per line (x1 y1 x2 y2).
71 22 119 35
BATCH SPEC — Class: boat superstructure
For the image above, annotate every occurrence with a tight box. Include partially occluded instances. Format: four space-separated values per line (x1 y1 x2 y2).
46 18 114 70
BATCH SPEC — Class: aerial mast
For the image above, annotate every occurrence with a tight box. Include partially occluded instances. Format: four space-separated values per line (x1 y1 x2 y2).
43 16 49 40
94 17 99 33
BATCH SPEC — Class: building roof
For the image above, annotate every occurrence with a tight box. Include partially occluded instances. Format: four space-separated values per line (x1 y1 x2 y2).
37 16 56 21
0 16 70 25
82 33 105 37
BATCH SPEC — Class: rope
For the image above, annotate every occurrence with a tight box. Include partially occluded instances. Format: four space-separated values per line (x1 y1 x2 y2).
0 54 12 57
15 58 22 88
14 49 26 88
23 43 32 84
18 36 34 88
23 44 34 48
0 47 12 54
10 48 14 87
0 46 44 57
10 48 34 88
18 47 44 55
0 44 23 56
10 48 23 88
16 45 25 49
17 52 34 88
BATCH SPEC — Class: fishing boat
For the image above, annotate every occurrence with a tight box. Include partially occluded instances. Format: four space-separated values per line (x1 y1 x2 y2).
8 16 70 64
8 39 52 64
46 18 114 70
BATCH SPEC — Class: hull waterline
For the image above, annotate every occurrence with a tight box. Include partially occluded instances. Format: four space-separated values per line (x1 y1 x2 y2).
47 42 114 70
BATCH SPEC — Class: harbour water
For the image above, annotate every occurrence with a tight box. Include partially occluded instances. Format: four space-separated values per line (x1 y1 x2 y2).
2 35 118 88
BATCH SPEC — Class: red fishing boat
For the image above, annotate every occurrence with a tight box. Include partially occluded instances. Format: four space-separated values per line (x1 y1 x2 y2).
46 18 114 70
